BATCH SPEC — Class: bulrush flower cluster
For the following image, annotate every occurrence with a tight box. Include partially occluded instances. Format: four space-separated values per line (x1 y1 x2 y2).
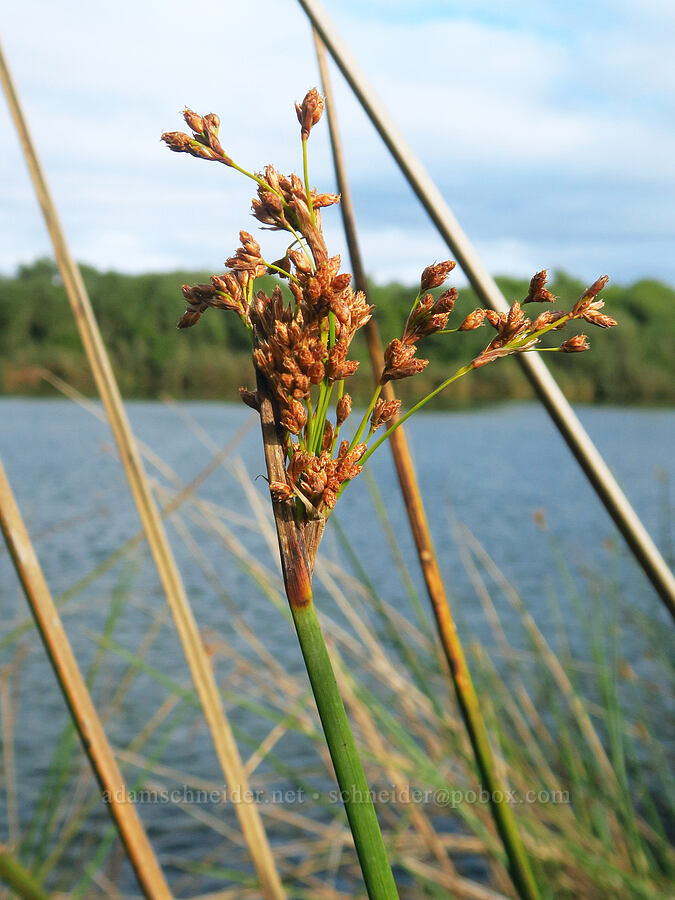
464 270 618 369
380 264 457 384
162 92 618 520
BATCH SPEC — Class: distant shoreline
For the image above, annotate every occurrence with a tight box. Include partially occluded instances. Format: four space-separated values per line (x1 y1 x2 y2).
2 260 673 407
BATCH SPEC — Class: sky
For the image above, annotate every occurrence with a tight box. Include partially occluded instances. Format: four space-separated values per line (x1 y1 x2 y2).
1 0 674 287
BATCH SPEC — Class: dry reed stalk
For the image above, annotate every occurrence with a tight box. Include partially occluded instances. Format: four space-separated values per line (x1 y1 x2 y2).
38 690 189 890
460 527 616 786
0 46 284 900
0 666 19 849
0 461 172 900
453 527 564 786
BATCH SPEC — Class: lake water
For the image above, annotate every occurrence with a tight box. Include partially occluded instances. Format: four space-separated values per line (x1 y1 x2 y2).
0 399 673 891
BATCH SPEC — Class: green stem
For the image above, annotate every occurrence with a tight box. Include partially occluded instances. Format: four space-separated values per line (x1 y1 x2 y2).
283 217 315 272
330 382 346 454
350 385 382 450
445 643 541 900
0 847 50 900
312 381 334 455
289 594 399 899
305 391 314 449
228 160 283 197
361 314 576 470
263 259 302 286
360 366 471 466
309 312 338 455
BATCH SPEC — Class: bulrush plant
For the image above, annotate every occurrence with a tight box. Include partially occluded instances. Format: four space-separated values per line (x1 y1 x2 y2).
162 89 618 900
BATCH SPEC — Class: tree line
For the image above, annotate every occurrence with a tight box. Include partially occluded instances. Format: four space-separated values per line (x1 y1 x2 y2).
1 259 672 407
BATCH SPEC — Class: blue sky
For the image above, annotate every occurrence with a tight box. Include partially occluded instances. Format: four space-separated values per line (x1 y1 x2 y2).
1 0 673 286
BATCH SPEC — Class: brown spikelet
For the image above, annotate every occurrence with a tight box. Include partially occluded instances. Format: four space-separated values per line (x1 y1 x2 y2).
531 310 567 331
459 309 487 331
582 275 609 301
381 339 429 383
524 270 556 304
581 299 618 329
420 260 456 291
161 131 193 153
560 334 590 353
336 394 352 426
182 108 205 133
177 309 203 329
295 88 324 140
371 398 401 430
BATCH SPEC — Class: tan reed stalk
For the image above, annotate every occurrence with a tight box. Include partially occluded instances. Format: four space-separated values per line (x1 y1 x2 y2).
460 527 617 786
0 42 285 900
0 460 172 900
313 31 541 900
0 665 20 849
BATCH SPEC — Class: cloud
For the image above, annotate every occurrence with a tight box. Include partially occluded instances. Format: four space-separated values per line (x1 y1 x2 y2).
1 0 673 285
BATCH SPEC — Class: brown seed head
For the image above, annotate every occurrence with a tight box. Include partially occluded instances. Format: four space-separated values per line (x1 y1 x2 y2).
295 88 324 140
420 260 456 292
524 269 556 304
381 339 429 383
573 276 610 316
321 420 334 452
336 393 352 426
288 449 313 482
531 310 568 331
459 308 488 331
560 334 590 353
177 308 204 329
183 108 205 134
582 275 609 301
161 131 193 153
581 299 618 329
203 112 220 134
433 287 457 314
312 191 340 208
371 398 401 430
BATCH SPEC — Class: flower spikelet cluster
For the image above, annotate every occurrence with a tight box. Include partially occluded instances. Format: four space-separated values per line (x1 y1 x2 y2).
472 271 617 368
162 95 618 519
162 90 377 512
381 263 457 383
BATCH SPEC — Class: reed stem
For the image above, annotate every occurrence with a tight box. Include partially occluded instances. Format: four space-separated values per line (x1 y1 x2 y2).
0 846 50 900
0 42 284 899
256 371 398 899
289 595 400 899
0 461 172 900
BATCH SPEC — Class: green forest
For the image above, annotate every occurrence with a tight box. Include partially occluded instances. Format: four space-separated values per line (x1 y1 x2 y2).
1 259 673 407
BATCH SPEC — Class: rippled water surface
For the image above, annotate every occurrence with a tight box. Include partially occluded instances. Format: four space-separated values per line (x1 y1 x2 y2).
1 399 673 890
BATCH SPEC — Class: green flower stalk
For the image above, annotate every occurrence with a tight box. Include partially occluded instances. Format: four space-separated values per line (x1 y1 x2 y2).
162 88 618 900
